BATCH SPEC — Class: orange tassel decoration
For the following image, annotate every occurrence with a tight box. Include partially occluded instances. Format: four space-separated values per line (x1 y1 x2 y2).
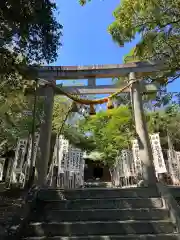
107 98 114 109
89 104 96 115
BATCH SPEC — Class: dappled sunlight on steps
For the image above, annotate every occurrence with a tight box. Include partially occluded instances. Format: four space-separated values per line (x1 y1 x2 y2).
7 187 180 240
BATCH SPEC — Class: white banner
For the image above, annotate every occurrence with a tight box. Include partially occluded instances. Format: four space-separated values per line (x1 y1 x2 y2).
150 133 167 174
0 158 5 181
132 139 142 176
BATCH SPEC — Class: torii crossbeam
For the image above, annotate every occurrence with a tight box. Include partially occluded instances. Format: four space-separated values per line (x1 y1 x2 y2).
36 61 163 95
37 61 163 80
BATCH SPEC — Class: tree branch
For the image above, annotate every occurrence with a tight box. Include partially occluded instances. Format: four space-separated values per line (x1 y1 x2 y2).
168 74 180 84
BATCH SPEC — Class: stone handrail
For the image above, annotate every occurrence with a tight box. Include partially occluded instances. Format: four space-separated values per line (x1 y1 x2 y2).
157 183 180 233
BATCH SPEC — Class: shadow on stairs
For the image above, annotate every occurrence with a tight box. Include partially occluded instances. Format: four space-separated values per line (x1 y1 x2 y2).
4 185 180 240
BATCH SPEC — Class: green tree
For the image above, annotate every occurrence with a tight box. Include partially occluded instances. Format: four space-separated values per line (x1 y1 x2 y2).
1 0 62 92
0 0 62 154
0 93 95 155
79 101 180 166
108 0 180 83
79 106 135 166
80 0 180 83
52 96 72 133
52 95 96 151
147 103 180 150
0 90 45 155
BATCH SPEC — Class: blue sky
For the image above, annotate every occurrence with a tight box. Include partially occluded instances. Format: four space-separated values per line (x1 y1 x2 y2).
53 0 178 95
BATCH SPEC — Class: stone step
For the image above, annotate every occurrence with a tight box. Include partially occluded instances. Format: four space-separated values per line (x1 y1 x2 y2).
84 182 112 188
33 209 169 222
37 187 160 201
22 234 180 240
44 198 163 210
23 220 176 237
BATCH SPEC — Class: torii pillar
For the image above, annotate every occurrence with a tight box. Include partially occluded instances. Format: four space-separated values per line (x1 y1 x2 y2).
35 84 55 186
129 72 157 185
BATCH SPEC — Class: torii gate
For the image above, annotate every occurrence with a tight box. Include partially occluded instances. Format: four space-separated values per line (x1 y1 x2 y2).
34 61 164 186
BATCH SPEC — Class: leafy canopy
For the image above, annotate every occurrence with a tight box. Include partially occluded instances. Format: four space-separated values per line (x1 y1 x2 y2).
79 106 134 166
0 91 44 154
1 0 62 63
79 0 180 83
52 96 96 152
79 101 180 166
0 1 96 154
0 0 63 154
0 93 95 155
147 103 180 149
1 0 62 90
109 0 180 82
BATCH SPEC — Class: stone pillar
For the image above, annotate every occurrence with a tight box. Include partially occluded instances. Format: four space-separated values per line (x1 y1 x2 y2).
129 72 157 185
88 78 96 88
35 84 54 186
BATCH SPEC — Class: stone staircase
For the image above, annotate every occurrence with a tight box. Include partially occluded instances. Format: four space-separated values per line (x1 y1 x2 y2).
20 187 180 240
0 188 26 239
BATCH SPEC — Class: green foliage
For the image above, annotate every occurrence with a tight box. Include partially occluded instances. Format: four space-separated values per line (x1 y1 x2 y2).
0 0 62 92
123 48 141 63
0 93 95 155
1 0 62 64
0 90 44 154
147 104 180 149
84 151 104 161
79 101 180 166
52 96 96 151
79 0 91 6
63 125 96 152
79 106 135 166
108 0 180 83
52 96 72 133
0 0 63 154
0 0 94 154
80 0 180 82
